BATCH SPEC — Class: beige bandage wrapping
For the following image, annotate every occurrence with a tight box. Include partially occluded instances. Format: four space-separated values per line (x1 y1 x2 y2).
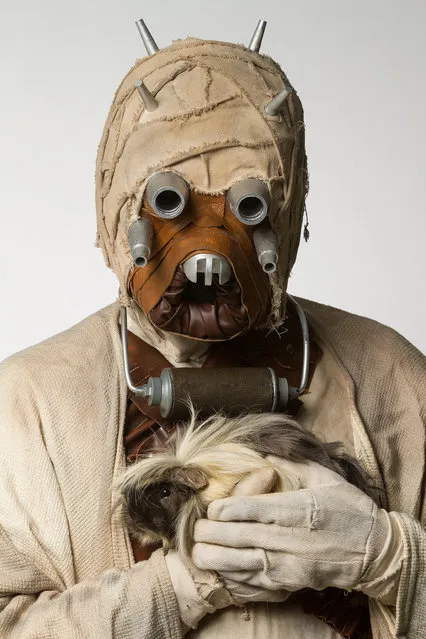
95 38 307 328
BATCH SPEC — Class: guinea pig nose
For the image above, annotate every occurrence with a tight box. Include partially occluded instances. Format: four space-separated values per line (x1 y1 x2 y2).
183 253 232 286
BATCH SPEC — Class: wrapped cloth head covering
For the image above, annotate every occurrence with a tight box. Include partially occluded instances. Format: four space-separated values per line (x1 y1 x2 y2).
95 37 308 331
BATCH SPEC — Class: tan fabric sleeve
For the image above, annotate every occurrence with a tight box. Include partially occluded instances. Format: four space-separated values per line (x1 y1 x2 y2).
0 333 182 639
355 511 404 605
0 547 181 639
301 299 426 638
393 512 426 638
368 513 426 639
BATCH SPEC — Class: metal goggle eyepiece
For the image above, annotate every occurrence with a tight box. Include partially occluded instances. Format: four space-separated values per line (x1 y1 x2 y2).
226 178 270 225
145 172 189 219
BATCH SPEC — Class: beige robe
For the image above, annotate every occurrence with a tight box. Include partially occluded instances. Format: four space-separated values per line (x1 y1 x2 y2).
0 299 424 638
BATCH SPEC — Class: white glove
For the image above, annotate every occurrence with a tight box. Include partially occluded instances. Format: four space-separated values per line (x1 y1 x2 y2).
166 511 290 633
165 465 292 632
192 457 402 595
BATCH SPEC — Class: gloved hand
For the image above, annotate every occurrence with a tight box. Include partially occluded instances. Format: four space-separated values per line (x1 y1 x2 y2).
165 548 290 634
165 464 291 632
192 456 402 595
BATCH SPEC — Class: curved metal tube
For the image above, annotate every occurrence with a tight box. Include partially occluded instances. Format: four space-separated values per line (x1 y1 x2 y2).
120 305 150 397
287 294 310 395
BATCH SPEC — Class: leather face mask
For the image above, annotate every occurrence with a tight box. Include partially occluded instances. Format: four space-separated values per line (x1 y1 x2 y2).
128 177 272 341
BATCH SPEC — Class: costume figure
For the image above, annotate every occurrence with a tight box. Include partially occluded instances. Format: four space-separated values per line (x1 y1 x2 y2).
0 18 424 639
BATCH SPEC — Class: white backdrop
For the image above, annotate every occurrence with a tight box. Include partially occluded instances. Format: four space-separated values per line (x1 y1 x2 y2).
0 0 425 361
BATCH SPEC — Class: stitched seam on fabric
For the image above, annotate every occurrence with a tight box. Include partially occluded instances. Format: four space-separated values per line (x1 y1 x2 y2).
168 48 288 79
310 490 319 530
247 61 274 96
145 94 240 124
204 67 213 102
359 499 377 580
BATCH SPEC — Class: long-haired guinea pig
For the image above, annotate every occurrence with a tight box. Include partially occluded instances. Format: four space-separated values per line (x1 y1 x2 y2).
114 411 372 558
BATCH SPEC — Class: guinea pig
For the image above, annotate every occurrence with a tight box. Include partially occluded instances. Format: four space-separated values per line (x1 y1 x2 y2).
114 410 372 559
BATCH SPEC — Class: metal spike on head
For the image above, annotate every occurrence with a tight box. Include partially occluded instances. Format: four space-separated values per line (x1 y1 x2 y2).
135 18 160 55
248 19 267 52
135 80 158 112
264 86 293 116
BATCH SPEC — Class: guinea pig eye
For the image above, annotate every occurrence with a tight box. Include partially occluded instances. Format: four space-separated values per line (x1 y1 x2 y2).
160 487 171 499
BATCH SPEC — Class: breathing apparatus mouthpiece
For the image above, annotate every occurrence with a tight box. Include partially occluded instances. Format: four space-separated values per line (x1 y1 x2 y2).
120 295 310 420
182 253 232 286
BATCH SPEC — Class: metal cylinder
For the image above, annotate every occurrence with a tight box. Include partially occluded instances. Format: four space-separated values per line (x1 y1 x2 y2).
227 178 270 225
145 172 189 219
253 222 279 273
147 367 291 419
128 217 154 267
264 87 293 117
135 18 160 55
135 80 158 112
248 19 267 52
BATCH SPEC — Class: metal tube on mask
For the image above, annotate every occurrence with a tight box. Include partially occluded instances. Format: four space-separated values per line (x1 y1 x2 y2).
264 87 293 116
253 222 278 273
135 80 158 112
135 18 160 55
227 178 270 225
146 172 189 219
183 253 232 286
128 218 154 267
248 20 267 52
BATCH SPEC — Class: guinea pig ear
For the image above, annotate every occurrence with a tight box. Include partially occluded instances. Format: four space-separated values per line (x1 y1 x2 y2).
172 466 209 490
